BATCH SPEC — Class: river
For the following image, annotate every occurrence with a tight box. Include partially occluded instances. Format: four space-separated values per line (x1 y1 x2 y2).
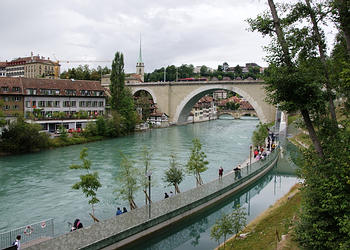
0 116 298 249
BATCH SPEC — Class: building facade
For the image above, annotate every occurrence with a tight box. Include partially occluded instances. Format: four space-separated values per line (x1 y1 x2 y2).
0 53 60 79
0 77 106 132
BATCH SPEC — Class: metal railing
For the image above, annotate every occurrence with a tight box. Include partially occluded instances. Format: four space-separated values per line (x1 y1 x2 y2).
0 218 54 250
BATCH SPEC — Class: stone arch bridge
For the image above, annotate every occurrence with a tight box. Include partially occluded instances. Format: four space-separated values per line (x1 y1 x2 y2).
127 80 275 125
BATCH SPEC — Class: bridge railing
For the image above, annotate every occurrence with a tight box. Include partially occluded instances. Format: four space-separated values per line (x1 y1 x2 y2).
0 218 54 250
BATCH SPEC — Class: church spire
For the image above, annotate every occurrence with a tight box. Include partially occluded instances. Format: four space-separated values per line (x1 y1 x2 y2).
137 34 143 64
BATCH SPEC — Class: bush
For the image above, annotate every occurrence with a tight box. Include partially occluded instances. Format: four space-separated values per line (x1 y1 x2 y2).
0 117 49 153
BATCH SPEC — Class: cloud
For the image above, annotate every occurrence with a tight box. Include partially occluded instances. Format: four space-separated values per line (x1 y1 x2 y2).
0 0 334 74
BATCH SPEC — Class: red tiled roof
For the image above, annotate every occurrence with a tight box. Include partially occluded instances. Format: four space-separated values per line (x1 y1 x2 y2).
0 62 7 67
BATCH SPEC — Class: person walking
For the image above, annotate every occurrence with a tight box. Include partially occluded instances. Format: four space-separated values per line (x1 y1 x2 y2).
219 166 223 180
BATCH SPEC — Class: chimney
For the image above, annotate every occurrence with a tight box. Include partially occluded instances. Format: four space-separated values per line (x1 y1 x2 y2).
31 52 33 60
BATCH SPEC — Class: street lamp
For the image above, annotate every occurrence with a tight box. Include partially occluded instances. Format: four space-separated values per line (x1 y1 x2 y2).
249 145 252 174
146 171 152 219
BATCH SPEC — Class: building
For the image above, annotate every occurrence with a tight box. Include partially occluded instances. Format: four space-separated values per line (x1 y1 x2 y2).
213 90 227 100
0 77 106 132
147 112 169 127
0 78 24 118
189 95 217 123
0 52 60 79
0 62 6 77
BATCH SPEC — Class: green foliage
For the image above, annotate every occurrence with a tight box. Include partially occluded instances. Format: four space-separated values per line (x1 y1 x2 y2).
186 138 209 187
0 117 49 153
58 125 68 139
0 100 5 127
211 205 247 249
110 51 125 111
252 123 269 148
225 101 240 110
96 116 106 136
109 51 138 132
60 65 110 80
295 126 350 249
70 148 101 218
163 154 184 194
114 152 140 210
134 91 152 121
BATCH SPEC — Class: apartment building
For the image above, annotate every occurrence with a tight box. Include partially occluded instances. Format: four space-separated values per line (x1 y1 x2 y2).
0 53 60 79
0 77 106 132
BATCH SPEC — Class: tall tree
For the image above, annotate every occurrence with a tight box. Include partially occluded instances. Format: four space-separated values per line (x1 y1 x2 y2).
248 0 325 158
186 138 209 187
70 147 102 221
110 52 125 111
141 146 153 204
330 0 350 56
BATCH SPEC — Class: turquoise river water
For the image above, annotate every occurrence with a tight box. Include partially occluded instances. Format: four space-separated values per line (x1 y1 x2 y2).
0 117 298 249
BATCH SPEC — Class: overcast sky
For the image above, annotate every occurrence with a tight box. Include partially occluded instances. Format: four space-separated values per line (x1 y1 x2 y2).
0 0 336 73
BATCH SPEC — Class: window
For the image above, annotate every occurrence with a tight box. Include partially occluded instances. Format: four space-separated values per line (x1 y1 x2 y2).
3 96 9 102
39 101 45 107
13 105 19 110
99 101 104 107
46 101 53 107
26 88 37 95
3 105 10 110
86 101 91 107
12 87 21 92
71 101 76 107
26 101 31 108
54 101 60 107
32 101 37 108
1 86 9 92
92 101 97 107
63 101 70 107
79 101 85 107
65 89 76 96
13 96 21 102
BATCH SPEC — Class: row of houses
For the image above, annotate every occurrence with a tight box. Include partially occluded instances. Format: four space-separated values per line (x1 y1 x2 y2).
0 77 105 132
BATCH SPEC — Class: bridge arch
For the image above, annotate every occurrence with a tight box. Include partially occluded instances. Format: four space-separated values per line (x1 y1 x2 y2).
174 85 267 124
131 87 158 104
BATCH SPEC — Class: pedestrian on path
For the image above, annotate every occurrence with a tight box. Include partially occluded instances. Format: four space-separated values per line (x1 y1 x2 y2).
234 165 241 180
164 192 169 199
219 166 223 180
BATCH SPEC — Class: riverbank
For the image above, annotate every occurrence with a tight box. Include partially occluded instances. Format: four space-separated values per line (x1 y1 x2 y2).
217 183 301 250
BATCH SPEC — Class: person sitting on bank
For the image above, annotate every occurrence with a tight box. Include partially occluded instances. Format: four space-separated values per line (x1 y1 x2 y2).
116 207 122 216
169 191 174 197
164 192 169 199
123 207 128 213
71 219 83 231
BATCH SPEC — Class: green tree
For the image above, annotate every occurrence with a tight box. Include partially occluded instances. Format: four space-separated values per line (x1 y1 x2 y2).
233 65 243 77
96 116 106 136
186 138 209 187
70 148 102 220
0 100 6 127
0 117 49 153
114 152 139 210
141 146 153 204
252 123 269 148
110 52 125 111
200 65 208 76
210 205 247 249
163 154 184 194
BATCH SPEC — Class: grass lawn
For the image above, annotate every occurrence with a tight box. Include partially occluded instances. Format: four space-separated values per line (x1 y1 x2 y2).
217 184 302 250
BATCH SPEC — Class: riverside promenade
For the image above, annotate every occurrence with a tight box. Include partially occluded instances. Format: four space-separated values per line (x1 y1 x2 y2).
25 146 280 250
